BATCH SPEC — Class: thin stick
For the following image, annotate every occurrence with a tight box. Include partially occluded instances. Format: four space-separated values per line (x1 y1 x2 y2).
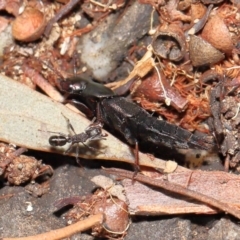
44 0 81 37
2 214 103 240
11 147 27 158
104 168 240 219
22 65 64 102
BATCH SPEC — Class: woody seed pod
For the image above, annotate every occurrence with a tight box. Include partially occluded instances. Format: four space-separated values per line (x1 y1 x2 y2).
189 35 224 67
152 23 186 61
12 7 46 42
202 14 234 54
92 198 129 235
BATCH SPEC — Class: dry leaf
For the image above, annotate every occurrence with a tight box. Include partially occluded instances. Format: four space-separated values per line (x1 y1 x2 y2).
91 175 126 202
105 49 154 90
91 175 114 189
0 75 170 170
163 160 178 173
122 170 240 215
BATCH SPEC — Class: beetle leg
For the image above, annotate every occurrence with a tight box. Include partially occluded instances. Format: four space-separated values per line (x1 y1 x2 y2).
95 102 104 123
133 141 140 178
64 99 94 118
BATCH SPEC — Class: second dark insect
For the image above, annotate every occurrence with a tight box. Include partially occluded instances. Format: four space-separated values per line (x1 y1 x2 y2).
49 117 107 160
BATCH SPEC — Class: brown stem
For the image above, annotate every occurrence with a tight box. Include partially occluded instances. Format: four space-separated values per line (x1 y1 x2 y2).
44 0 81 37
186 4 213 35
224 154 230 172
104 168 240 219
2 214 103 240
11 147 27 158
22 65 64 102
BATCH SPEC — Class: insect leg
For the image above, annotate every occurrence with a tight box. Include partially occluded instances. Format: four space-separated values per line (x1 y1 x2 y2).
64 143 75 154
82 142 97 151
75 144 82 167
61 113 77 135
95 102 104 123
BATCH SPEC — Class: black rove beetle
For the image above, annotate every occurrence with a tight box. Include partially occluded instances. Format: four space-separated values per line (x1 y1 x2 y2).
58 77 215 165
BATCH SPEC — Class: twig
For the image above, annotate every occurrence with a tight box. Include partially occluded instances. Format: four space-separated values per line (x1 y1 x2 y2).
186 4 213 35
22 65 64 102
44 0 81 37
11 147 27 157
2 214 103 240
54 196 84 210
104 168 240 219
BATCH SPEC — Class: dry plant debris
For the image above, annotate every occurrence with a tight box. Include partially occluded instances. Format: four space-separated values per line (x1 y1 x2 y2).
0 0 23 17
0 0 238 136
0 142 53 189
121 169 240 215
52 175 130 238
104 168 240 219
209 74 240 171
63 189 130 238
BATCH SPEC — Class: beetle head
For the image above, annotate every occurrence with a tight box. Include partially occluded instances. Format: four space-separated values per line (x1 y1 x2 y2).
59 78 87 94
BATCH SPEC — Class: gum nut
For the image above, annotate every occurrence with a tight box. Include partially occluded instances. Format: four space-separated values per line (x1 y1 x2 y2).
202 15 234 54
12 8 46 42
92 198 129 233
189 35 225 67
152 23 186 61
